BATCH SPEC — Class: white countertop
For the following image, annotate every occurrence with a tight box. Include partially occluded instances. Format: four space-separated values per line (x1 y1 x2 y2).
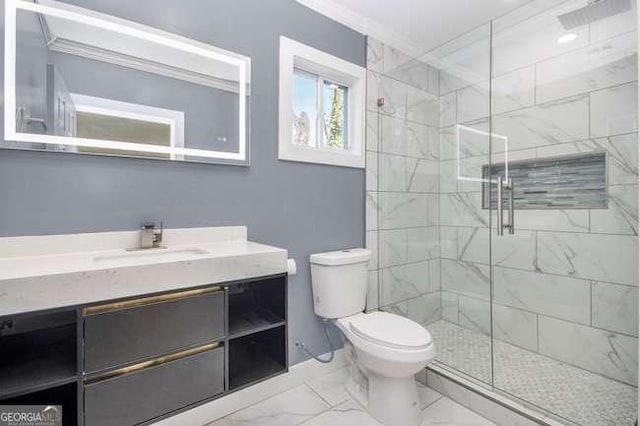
0 226 288 316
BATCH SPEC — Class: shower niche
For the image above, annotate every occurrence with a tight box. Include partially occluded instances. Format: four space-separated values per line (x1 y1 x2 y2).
482 153 607 209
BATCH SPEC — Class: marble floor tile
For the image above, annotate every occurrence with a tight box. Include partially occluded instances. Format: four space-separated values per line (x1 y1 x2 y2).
205 317 638 426
301 384 443 426
205 359 500 426
421 397 498 426
302 380 446 425
305 367 350 407
417 383 443 409
206 384 329 426
300 399 383 426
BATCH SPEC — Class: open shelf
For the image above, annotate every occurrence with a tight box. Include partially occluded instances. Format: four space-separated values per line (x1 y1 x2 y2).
229 309 285 339
228 276 285 339
0 312 77 399
228 325 286 390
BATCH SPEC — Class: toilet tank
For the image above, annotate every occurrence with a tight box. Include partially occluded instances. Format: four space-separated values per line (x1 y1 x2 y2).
309 248 371 319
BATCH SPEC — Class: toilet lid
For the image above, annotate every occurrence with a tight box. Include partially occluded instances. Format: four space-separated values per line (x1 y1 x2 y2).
348 312 432 350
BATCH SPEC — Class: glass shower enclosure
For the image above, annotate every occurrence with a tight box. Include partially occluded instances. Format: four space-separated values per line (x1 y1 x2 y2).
366 0 638 424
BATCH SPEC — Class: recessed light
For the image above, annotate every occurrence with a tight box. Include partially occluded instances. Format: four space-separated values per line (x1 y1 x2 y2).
557 33 578 44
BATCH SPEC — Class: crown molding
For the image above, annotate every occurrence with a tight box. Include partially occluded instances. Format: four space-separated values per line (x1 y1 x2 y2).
296 0 424 58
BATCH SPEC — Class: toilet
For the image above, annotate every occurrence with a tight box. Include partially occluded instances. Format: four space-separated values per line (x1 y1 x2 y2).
310 248 436 426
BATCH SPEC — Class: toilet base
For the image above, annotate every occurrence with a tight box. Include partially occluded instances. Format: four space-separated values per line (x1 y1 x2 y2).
366 373 422 426
343 342 422 426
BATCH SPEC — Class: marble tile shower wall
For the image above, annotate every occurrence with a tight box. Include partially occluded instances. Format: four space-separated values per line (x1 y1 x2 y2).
365 37 442 328
435 0 639 386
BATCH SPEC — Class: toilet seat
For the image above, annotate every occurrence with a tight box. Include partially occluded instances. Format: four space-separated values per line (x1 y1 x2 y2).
337 311 432 352
348 311 432 350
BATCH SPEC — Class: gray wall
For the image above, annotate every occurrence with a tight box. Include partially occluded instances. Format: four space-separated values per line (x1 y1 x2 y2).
0 0 366 365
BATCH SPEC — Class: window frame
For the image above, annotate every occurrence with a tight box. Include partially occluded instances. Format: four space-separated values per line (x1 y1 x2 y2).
279 36 365 168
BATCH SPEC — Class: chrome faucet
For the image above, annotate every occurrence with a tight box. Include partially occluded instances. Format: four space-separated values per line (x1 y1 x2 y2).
139 222 164 249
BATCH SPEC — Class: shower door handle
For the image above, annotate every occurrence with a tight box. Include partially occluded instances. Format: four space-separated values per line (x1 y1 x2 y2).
496 175 515 236
497 175 504 236
507 177 515 235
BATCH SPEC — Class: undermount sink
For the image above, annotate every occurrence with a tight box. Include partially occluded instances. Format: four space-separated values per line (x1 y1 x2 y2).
93 247 210 265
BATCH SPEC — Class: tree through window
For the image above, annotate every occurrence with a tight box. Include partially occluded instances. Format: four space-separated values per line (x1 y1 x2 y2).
293 68 348 150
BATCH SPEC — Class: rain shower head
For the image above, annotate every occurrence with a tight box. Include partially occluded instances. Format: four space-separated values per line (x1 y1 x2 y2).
557 0 632 30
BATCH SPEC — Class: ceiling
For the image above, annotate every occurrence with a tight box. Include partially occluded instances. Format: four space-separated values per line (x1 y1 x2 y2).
297 0 532 56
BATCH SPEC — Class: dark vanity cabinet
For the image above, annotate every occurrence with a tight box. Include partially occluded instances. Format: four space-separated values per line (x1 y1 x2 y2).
227 276 287 390
0 273 288 426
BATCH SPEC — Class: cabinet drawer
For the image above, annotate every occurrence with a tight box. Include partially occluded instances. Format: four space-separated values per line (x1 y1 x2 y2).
84 345 224 426
84 288 224 373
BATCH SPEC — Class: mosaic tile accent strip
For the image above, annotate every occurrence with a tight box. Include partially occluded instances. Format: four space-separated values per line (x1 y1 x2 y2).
427 320 638 426
482 153 607 209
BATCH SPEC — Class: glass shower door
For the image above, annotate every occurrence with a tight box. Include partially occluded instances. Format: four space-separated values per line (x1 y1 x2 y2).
489 0 639 424
423 23 495 386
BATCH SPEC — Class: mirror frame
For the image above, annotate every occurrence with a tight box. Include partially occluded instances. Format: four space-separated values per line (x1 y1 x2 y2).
4 0 251 164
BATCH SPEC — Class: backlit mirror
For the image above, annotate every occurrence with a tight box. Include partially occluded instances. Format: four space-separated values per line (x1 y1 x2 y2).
3 0 251 164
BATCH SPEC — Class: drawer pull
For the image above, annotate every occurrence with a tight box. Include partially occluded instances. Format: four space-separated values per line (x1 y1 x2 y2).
83 286 222 316
85 342 219 384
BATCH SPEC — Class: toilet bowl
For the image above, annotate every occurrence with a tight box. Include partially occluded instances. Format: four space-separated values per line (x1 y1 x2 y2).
335 311 435 426
309 249 436 426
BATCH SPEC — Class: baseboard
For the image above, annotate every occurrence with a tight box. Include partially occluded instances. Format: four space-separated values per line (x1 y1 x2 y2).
153 349 347 425
426 364 577 426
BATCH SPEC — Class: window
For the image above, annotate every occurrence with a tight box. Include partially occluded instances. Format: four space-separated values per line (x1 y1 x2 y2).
279 37 365 168
292 69 348 150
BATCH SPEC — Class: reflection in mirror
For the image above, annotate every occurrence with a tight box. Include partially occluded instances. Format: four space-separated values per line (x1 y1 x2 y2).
5 0 250 164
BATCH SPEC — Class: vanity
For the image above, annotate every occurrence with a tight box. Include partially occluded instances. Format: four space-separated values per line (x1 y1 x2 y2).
0 226 289 426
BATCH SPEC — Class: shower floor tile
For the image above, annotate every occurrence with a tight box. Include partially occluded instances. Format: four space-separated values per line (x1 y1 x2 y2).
427 320 638 426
